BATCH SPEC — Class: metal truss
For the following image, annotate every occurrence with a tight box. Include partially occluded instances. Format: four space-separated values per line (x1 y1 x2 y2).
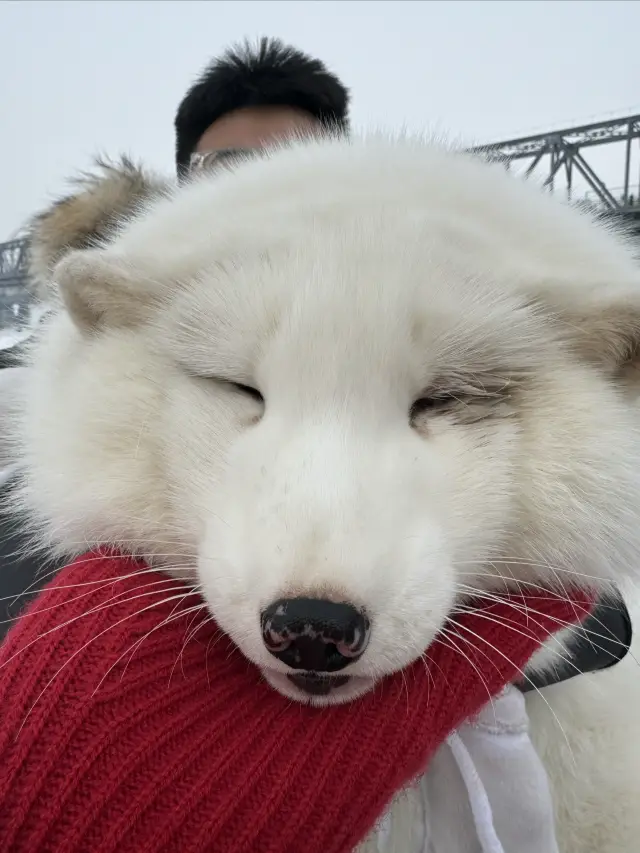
0 238 29 288
471 113 640 215
0 238 33 332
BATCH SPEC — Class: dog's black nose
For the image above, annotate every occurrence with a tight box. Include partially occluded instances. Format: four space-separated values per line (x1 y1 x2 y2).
260 597 370 672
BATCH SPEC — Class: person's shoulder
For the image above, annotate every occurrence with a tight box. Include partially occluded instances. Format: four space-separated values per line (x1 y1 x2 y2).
0 347 19 371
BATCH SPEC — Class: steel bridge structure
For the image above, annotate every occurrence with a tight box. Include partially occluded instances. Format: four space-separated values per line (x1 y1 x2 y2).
471 112 640 217
1 112 640 325
0 237 31 331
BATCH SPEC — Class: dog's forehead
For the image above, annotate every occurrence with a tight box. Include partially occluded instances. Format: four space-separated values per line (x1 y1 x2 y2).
164 213 541 390
119 134 630 297
126 136 587 375
168 190 521 325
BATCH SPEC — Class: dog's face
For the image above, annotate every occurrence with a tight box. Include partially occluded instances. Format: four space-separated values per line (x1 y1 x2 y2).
21 138 640 705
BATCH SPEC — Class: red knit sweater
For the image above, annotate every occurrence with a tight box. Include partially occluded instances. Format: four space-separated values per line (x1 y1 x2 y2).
0 552 592 853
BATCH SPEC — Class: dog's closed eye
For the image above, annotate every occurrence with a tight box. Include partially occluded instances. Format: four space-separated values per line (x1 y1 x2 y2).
226 382 264 404
410 376 515 428
183 366 265 405
410 394 458 421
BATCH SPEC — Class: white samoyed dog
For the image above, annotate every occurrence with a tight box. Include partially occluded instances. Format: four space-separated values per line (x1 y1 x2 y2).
11 136 640 851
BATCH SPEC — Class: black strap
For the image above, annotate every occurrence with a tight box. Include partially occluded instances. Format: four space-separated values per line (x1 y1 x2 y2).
519 593 633 693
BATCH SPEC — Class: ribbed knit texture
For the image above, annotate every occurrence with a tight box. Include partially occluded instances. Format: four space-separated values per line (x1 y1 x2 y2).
0 552 593 853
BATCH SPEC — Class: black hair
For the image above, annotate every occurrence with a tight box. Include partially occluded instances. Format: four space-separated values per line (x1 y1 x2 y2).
174 37 350 177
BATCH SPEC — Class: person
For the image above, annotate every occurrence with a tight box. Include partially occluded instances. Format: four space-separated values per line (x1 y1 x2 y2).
0 37 350 640
174 37 349 180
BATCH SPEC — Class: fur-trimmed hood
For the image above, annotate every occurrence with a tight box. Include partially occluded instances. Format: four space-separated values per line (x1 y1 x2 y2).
26 157 170 297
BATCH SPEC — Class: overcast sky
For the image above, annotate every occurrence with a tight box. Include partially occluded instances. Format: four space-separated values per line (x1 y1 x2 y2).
1 0 640 240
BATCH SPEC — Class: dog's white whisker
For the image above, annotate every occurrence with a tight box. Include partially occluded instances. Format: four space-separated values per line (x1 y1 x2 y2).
447 619 577 767
1 585 195 673
15 592 199 738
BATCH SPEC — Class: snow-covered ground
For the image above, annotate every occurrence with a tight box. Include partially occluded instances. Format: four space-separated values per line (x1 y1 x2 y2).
0 303 50 351
0 327 31 351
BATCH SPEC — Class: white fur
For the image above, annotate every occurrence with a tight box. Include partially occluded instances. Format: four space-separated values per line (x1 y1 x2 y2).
12 136 640 850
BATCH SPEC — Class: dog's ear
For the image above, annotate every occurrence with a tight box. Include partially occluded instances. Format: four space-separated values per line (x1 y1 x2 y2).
54 249 159 334
532 279 640 381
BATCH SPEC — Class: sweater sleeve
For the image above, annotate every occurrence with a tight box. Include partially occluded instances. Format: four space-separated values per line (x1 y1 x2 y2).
0 552 592 853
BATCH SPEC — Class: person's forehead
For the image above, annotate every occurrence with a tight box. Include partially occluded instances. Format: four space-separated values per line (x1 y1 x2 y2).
195 106 321 154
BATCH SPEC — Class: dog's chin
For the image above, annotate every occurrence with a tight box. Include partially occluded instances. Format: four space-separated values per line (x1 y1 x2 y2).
263 669 377 707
